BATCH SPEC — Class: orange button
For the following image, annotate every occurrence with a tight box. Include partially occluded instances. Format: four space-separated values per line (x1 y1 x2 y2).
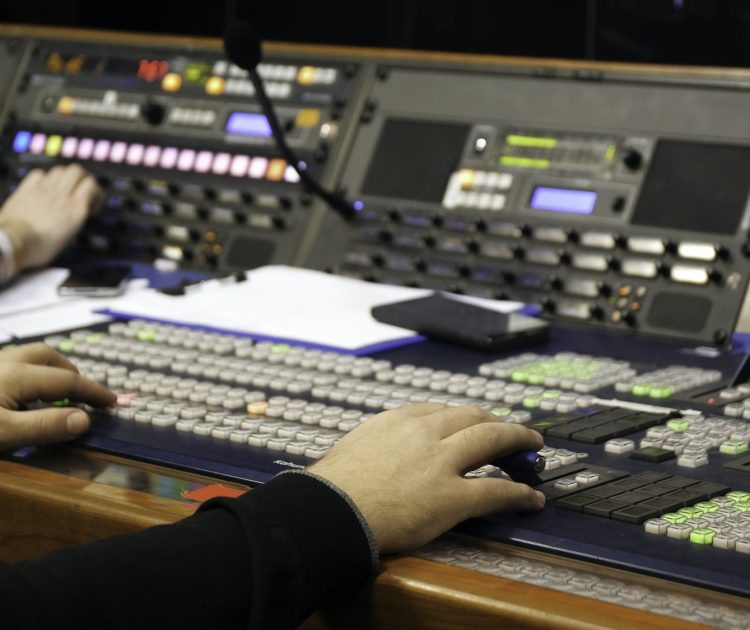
266 159 287 182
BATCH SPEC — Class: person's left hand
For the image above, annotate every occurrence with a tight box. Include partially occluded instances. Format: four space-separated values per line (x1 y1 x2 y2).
0 343 116 451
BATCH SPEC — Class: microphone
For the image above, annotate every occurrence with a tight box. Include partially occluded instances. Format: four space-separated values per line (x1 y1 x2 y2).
223 21 357 221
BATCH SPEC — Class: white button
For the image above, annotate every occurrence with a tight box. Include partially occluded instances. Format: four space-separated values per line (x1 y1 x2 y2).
671 265 709 285
580 232 616 249
572 254 608 271
557 300 592 319
621 258 658 278
677 242 717 261
496 173 513 189
628 237 665 255
534 227 567 243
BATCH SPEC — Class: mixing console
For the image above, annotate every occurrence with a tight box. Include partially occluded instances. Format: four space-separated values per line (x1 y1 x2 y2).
26 318 750 599
3 27 750 609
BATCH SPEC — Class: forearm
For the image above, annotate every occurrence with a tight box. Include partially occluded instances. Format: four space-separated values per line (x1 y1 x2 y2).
0 218 32 280
0 472 375 630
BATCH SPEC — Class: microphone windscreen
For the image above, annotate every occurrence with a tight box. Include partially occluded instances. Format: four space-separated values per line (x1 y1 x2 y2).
224 21 263 70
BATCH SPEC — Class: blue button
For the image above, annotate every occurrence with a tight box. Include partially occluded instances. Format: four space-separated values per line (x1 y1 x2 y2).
12 131 31 153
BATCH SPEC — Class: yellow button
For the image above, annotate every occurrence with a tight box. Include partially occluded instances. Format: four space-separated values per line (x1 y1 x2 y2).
458 169 475 189
162 72 182 93
205 76 225 96
297 66 316 85
57 96 75 115
295 108 320 128
45 135 63 157
266 159 287 181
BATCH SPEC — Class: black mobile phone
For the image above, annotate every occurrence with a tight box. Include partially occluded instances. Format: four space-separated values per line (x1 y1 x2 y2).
57 265 131 297
371 292 549 351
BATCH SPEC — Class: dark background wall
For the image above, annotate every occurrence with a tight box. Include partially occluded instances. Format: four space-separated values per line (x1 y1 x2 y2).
3 0 750 68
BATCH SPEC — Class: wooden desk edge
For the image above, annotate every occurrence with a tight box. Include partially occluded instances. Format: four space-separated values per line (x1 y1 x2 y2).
0 458 731 630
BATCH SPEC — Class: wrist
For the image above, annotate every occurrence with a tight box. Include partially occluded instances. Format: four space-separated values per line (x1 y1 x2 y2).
0 218 35 274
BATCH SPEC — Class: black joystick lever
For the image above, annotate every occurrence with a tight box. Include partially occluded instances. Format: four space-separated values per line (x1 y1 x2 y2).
141 99 166 125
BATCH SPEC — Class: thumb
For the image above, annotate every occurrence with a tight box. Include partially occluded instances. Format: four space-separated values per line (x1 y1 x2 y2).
0 408 90 451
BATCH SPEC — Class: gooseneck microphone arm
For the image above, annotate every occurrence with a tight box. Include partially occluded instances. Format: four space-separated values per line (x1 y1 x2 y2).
223 21 357 221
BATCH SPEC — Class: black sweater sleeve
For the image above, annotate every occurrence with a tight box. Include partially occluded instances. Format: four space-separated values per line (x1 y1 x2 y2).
0 471 377 630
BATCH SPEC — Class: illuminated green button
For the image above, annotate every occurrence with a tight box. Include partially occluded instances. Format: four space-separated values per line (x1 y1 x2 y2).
689 528 716 545
511 371 529 382
51 398 70 407
271 344 290 354
58 340 75 353
736 503 750 512
726 491 750 503
649 387 673 400
667 418 690 432
491 407 511 417
499 156 550 169
522 397 541 409
693 502 718 514
605 144 616 162
542 390 562 399
678 507 703 519
506 134 557 149
662 512 687 524
631 384 650 396
85 333 104 344
527 373 545 385
720 440 749 455
45 134 63 157
137 329 156 342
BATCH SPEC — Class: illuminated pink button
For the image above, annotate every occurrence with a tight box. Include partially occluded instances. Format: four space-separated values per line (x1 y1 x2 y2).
143 145 161 167
61 137 78 158
195 151 213 172
177 149 196 171
126 143 144 165
93 139 111 162
109 142 127 163
212 152 231 175
230 155 250 177
284 165 300 183
248 157 268 179
159 147 178 169
77 138 95 160
29 133 47 155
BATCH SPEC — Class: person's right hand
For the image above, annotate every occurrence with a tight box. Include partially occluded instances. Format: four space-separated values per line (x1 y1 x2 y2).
0 342 116 451
309 403 546 554
0 164 103 272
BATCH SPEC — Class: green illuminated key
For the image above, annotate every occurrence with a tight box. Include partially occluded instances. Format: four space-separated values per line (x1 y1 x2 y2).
522 397 541 409
85 333 103 344
689 528 716 545
693 502 718 514
511 371 529 382
271 344 290 354
58 340 75 353
527 373 545 385
51 398 70 407
678 507 703 519
720 441 749 455
649 387 673 400
137 329 156 342
542 390 562 399
490 407 511 417
632 384 650 396
662 513 687 525
726 491 750 503
666 418 690 432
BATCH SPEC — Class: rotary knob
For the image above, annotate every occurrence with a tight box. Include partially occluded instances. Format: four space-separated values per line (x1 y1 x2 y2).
140 99 166 125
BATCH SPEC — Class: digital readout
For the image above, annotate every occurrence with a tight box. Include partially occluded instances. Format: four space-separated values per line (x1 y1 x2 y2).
225 112 272 137
529 187 597 215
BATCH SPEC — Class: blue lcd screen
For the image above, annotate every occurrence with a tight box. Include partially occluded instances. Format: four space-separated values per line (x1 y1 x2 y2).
225 112 272 138
529 187 597 215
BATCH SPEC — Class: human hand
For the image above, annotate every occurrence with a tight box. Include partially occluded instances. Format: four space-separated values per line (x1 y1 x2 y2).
0 164 103 271
309 403 546 554
0 342 116 451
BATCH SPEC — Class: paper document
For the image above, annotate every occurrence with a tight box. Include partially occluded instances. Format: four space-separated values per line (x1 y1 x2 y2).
100 265 525 354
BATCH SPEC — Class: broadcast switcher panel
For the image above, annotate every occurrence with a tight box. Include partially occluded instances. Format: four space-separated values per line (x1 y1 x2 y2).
5 29 750 610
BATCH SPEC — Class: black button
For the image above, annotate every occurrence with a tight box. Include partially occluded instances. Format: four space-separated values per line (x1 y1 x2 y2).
555 493 602 512
583 499 632 517
611 504 662 524
629 447 676 463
